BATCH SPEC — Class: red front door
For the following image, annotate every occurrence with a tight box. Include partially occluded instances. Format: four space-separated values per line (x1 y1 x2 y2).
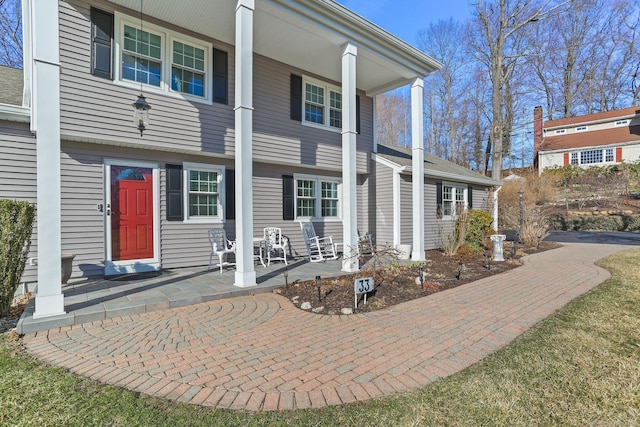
110 166 154 261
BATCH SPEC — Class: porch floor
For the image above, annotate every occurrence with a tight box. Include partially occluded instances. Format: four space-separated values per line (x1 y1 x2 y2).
17 257 350 334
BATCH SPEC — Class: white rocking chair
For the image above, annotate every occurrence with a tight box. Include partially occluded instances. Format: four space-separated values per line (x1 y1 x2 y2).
300 222 338 263
208 229 236 273
264 227 288 266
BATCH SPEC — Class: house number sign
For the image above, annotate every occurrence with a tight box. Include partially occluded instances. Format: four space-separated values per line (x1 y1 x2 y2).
354 277 373 309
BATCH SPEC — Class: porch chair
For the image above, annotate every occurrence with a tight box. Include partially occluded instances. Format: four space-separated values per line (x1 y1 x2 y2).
208 229 236 273
358 231 374 255
263 227 289 266
300 222 338 263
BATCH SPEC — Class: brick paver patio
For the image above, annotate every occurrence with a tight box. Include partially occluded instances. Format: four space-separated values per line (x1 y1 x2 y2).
22 242 627 411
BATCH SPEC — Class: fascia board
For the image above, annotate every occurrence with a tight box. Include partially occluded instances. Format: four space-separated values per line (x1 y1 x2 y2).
538 140 640 154
0 104 31 123
371 152 406 172
402 165 501 186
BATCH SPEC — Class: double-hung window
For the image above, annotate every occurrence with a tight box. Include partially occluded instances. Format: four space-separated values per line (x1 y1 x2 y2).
122 25 162 87
115 13 212 102
303 77 342 131
295 175 341 220
441 184 467 218
183 162 224 223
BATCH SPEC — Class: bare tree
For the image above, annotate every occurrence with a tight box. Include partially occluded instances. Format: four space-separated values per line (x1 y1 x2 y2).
0 0 22 68
375 90 410 147
470 0 564 180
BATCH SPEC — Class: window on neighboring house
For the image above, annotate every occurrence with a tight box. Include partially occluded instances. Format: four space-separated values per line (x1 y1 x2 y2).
183 162 224 222
295 175 341 220
605 148 614 162
576 126 588 132
580 149 603 165
303 77 342 131
570 152 578 165
442 184 467 217
615 120 629 126
115 14 213 102
554 129 566 135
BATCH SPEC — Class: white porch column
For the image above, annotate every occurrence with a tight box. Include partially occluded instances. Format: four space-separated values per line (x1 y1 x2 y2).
341 43 358 272
233 0 256 287
33 0 64 318
411 78 426 261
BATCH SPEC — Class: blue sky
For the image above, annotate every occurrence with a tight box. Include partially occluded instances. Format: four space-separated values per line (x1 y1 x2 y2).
337 0 474 46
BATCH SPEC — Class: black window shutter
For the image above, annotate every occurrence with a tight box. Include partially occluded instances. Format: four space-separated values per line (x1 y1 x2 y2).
356 95 361 134
225 169 235 220
166 164 183 221
213 49 228 104
90 8 113 79
436 181 443 219
290 74 302 121
467 184 473 209
283 175 295 220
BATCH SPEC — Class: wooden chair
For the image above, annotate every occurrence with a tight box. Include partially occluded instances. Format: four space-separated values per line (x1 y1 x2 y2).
208 229 236 273
300 222 338 262
263 227 288 266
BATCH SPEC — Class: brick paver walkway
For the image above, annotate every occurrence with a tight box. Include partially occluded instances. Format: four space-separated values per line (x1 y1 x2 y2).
22 243 625 411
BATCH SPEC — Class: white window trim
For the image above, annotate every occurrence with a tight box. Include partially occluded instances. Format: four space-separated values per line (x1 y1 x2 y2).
114 12 213 104
615 120 629 126
575 126 588 132
301 75 342 133
441 182 468 220
293 173 342 222
554 129 566 135
183 162 225 224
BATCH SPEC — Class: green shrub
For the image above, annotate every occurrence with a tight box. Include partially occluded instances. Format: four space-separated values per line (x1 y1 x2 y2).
0 200 36 316
463 209 494 253
624 215 640 232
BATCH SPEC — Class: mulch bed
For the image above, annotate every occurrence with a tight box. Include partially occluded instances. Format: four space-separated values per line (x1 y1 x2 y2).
276 242 560 314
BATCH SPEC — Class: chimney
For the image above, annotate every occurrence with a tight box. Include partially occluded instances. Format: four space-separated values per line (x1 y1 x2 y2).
533 106 543 169
533 106 543 147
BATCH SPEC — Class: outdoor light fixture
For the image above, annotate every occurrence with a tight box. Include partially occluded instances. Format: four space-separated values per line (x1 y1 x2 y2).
316 275 322 303
131 0 151 137
132 94 151 137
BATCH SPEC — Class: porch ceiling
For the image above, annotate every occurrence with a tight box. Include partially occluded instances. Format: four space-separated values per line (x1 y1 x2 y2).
107 0 441 96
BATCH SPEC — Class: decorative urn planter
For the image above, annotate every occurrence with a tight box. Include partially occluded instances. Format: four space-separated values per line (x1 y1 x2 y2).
61 253 76 285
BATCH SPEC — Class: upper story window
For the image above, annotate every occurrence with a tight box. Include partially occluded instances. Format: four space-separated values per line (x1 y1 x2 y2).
115 13 212 103
294 174 341 220
575 126 588 132
615 120 629 126
303 77 342 131
554 129 566 135
122 25 162 86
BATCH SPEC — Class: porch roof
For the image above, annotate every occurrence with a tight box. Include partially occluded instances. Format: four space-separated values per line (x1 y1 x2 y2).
375 144 501 187
107 0 442 96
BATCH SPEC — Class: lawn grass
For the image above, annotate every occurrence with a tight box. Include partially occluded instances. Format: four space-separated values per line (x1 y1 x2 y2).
1 248 639 426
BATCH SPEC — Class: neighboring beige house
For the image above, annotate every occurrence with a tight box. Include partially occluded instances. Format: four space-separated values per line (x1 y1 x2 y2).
535 105 640 172
0 0 499 320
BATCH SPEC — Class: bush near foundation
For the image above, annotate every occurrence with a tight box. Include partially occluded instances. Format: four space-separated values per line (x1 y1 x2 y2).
0 200 36 316
464 209 494 253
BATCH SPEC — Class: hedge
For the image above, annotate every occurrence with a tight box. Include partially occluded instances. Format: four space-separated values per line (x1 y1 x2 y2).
549 215 640 232
0 200 36 316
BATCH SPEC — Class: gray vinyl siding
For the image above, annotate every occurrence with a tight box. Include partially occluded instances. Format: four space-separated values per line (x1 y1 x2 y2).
373 162 394 247
0 121 38 283
251 164 343 258
472 186 491 211
59 1 374 173
399 174 412 245
424 179 440 250
60 0 236 154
